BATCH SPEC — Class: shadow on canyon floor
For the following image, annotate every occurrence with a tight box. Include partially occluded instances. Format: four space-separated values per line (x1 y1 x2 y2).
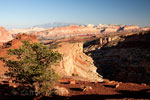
0 84 150 100
84 31 150 84
40 89 150 100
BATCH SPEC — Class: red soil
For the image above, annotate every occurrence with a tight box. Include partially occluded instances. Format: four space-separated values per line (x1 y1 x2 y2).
0 78 150 100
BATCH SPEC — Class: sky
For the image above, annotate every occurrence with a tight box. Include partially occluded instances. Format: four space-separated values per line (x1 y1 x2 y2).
0 0 150 28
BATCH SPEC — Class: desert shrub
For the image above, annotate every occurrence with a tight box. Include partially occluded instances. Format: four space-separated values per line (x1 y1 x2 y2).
72 73 78 76
0 40 62 96
5 42 12 48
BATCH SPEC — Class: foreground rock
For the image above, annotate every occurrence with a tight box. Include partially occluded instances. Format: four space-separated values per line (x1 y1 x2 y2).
0 27 13 43
52 86 69 96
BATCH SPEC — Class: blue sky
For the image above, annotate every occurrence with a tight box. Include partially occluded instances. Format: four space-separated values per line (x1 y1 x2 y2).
0 0 150 28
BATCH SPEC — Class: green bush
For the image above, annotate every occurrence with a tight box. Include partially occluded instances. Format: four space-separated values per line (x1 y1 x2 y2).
0 40 62 96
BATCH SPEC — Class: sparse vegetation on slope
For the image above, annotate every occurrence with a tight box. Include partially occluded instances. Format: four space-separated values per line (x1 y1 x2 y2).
0 41 62 96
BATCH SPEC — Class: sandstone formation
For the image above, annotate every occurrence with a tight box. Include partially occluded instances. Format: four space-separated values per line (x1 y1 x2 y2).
10 25 100 40
102 26 120 33
99 36 120 46
9 24 150 41
36 25 99 40
141 27 150 31
52 42 103 82
0 26 13 43
84 31 150 84
87 24 95 28
10 27 46 34
123 25 140 31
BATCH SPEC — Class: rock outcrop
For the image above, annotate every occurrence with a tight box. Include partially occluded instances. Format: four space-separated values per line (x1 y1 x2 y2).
84 31 150 84
52 42 103 82
102 27 120 33
0 27 13 43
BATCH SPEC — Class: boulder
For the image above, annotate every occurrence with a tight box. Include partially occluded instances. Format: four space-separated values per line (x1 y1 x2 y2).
69 80 76 84
52 86 69 96
80 85 92 91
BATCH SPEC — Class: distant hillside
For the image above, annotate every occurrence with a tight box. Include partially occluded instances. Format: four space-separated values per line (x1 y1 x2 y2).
33 22 81 28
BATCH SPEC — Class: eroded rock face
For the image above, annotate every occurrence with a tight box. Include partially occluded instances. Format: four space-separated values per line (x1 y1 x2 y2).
0 27 13 43
103 27 120 33
52 42 103 82
84 31 150 84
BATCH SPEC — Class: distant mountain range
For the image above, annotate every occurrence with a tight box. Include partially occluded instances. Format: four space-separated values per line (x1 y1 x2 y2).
33 22 81 28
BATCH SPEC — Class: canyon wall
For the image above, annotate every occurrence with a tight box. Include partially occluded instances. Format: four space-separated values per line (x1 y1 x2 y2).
52 42 103 82
84 31 150 84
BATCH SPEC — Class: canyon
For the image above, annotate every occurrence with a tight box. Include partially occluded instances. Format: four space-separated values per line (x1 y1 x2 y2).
84 31 150 84
9 24 150 41
1 25 150 83
0 27 103 82
0 25 150 100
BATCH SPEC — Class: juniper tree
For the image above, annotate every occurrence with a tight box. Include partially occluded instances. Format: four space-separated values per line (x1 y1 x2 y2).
0 41 62 96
